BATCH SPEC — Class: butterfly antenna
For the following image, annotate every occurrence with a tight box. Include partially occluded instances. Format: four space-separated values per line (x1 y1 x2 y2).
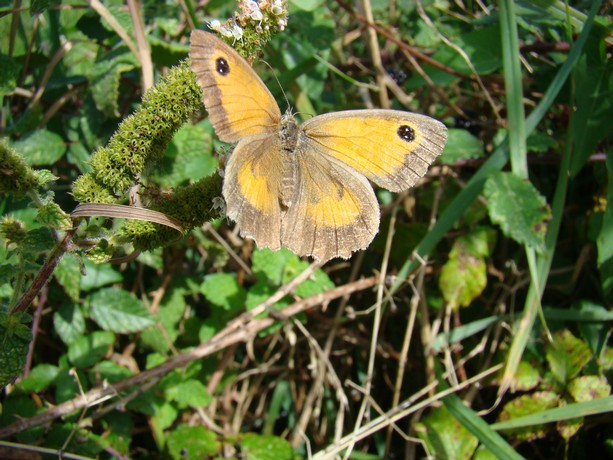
262 60 292 114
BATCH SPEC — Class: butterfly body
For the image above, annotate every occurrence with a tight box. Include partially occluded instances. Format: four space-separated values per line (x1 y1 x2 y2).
190 31 447 262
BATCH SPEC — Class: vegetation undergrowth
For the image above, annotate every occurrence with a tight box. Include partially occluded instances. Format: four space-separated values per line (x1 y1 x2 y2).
1 1 611 459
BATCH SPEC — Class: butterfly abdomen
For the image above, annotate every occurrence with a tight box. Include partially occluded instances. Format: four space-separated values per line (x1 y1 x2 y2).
278 112 299 209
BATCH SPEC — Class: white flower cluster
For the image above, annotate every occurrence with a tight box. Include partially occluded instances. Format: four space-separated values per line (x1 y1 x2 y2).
208 0 288 42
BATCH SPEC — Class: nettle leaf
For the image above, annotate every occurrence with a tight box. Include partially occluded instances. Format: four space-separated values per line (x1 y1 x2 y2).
34 169 59 187
0 53 19 96
440 128 484 163
151 122 217 187
149 34 189 67
23 227 54 255
67 330 115 368
100 3 133 36
166 426 220 460
88 288 154 333
546 329 592 384
53 303 86 345
241 433 296 460
54 253 82 301
37 202 72 230
201 273 247 312
87 52 138 118
484 171 551 251
11 129 66 166
0 312 32 388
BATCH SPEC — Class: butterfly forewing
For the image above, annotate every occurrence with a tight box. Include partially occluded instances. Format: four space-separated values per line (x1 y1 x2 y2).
190 30 282 142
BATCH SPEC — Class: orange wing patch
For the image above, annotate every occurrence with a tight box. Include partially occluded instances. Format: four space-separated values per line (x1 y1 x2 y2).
302 110 447 192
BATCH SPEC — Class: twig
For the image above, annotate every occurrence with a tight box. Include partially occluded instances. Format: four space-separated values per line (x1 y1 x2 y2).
0 276 378 439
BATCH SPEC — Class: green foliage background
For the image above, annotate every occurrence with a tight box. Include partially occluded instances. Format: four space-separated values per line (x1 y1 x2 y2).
1 0 611 458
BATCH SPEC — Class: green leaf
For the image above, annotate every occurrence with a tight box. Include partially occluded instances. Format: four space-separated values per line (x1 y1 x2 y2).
568 375 611 403
289 0 325 12
152 401 179 431
440 129 484 163
512 360 541 392
23 227 54 255
149 34 190 67
415 406 479 459
497 391 560 441
484 171 551 251
88 288 154 333
151 121 217 187
87 52 138 118
165 380 213 409
99 3 133 36
0 53 20 96
53 303 86 345
0 397 38 441
0 312 32 388
140 288 186 353
166 426 220 460
54 253 82 301
545 329 592 384
294 266 334 297
407 25 503 88
201 273 247 312
438 228 493 309
11 130 66 166
87 360 133 384
16 364 60 392
80 258 124 291
37 202 72 230
54 368 87 404
443 393 524 460
67 330 115 368
526 131 557 153
439 255 486 310
252 248 298 285
241 433 296 460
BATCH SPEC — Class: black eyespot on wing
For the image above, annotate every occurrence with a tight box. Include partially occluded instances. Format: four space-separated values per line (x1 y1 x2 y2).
216 57 230 76
397 125 415 143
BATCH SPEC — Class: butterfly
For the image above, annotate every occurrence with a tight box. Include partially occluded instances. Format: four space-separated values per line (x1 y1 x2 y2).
189 30 447 262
